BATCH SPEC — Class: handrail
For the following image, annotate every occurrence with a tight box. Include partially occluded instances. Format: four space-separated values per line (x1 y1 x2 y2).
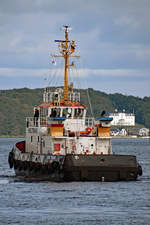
26 116 95 128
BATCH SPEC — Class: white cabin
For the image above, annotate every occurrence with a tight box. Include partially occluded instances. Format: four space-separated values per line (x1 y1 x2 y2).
25 88 113 156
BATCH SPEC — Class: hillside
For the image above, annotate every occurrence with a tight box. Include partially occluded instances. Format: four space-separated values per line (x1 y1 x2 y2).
0 87 150 136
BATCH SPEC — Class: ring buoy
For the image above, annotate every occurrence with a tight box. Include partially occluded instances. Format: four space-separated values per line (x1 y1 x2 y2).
86 127 92 133
80 127 92 136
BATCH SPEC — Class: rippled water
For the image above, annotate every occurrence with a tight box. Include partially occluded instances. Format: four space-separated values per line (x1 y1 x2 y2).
0 138 150 225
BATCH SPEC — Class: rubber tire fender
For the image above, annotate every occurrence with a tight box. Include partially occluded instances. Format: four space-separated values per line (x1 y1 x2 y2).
52 161 60 170
8 152 14 169
137 164 142 176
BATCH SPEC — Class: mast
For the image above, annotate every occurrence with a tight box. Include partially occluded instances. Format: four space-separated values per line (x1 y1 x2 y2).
51 25 80 103
64 26 69 102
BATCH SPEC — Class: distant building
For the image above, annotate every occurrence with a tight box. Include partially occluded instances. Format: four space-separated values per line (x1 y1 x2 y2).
108 109 135 126
139 128 149 136
119 128 127 136
111 128 127 136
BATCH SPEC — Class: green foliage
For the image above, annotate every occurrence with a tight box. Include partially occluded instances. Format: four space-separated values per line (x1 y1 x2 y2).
108 93 150 127
0 88 43 136
0 87 149 137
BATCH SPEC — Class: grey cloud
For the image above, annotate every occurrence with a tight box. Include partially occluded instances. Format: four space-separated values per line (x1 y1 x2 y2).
0 0 149 15
0 0 87 14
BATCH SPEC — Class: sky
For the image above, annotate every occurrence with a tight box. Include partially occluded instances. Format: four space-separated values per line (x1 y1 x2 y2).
0 0 150 98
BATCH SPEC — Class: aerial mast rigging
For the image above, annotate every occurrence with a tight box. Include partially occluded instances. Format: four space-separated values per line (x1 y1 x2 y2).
51 25 80 103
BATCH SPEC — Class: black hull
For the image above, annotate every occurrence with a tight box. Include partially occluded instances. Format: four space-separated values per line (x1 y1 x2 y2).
10 154 142 182
63 155 142 181
14 160 64 182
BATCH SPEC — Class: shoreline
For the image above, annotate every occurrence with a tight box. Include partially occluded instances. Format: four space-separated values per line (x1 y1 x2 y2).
112 136 150 139
0 136 25 138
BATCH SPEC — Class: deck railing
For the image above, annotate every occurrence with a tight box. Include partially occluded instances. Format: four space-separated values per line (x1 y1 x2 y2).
26 117 48 128
26 117 95 128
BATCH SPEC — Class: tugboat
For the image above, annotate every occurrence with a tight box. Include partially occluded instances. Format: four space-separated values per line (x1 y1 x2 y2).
8 26 142 181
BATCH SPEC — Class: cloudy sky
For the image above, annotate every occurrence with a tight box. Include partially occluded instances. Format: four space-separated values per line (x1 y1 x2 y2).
0 0 150 97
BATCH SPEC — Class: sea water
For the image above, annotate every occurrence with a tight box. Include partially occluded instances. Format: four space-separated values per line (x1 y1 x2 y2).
0 138 150 225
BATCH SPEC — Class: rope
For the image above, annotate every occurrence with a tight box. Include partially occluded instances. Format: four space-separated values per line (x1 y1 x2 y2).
86 88 94 117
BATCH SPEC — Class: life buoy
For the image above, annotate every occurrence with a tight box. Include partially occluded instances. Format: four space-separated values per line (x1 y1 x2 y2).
80 127 92 136
84 149 89 154
86 127 92 133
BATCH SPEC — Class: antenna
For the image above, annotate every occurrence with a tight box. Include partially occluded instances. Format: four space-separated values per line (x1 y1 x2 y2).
61 25 72 32
51 26 79 103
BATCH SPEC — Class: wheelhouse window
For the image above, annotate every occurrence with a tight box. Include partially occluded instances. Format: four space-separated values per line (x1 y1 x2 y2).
62 108 72 118
50 108 61 117
74 108 84 118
